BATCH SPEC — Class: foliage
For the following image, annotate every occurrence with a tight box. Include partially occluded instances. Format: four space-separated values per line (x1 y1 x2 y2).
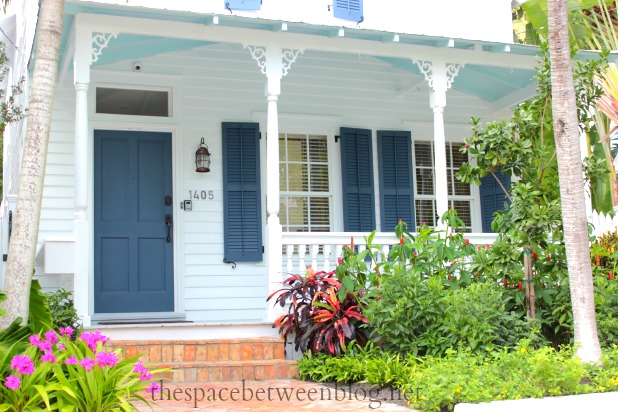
365 217 532 357
0 280 53 350
268 267 369 356
44 289 81 338
299 341 618 412
0 329 163 411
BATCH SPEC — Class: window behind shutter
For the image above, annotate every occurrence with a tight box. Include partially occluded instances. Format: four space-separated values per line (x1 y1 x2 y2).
479 170 510 233
340 127 375 232
378 131 415 232
334 0 363 21
225 0 261 11
223 122 263 262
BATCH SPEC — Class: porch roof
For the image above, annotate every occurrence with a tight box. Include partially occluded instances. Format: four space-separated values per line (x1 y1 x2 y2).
48 1 613 105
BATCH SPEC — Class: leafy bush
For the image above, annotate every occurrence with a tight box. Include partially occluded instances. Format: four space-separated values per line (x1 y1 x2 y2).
0 329 163 410
367 274 530 356
268 267 369 355
299 341 618 412
364 216 531 356
44 289 81 339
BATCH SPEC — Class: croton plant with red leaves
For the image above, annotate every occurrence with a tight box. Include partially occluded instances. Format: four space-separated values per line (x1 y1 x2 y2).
268 267 369 356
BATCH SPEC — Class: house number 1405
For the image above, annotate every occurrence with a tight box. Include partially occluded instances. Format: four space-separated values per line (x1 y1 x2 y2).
189 190 214 200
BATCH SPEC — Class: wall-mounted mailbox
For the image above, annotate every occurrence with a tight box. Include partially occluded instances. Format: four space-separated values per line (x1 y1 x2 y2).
181 200 192 211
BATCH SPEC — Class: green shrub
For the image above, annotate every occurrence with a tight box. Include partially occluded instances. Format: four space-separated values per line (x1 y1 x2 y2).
44 289 81 338
299 342 618 412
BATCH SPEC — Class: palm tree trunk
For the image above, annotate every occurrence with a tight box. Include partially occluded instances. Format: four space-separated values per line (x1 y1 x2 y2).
548 0 602 362
0 0 65 328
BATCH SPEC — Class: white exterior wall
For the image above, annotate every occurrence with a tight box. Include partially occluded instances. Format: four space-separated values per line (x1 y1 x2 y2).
76 0 514 44
37 41 496 322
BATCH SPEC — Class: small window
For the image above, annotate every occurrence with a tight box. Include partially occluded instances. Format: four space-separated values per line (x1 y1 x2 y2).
96 87 169 117
413 141 473 231
279 133 332 232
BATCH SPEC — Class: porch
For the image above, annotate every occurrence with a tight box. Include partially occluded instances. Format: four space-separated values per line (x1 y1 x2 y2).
1 2 544 331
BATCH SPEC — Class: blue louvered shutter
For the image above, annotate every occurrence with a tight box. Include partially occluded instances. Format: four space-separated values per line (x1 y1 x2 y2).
224 0 261 11
479 169 511 233
340 127 375 232
377 131 415 232
334 0 363 21
223 122 263 262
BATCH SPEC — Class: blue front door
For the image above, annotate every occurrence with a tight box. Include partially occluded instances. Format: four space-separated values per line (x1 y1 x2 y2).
94 130 174 313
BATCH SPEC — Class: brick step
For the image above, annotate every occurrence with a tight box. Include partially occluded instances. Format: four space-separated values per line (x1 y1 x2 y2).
108 337 286 364
156 359 299 383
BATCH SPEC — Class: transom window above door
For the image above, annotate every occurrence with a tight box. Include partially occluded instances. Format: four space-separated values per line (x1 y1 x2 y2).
95 87 170 117
279 133 332 232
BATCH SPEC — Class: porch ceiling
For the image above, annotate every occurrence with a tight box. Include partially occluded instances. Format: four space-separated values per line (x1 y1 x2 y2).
53 0 611 104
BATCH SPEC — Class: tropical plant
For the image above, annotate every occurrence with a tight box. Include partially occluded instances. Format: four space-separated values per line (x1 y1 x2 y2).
548 0 602 362
0 329 162 411
268 266 370 356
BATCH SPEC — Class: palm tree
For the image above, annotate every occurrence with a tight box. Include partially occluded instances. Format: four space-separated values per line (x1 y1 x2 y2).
548 0 602 363
0 0 65 327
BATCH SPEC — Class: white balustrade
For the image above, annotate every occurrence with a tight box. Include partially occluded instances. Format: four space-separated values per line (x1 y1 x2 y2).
280 231 499 281
589 211 618 238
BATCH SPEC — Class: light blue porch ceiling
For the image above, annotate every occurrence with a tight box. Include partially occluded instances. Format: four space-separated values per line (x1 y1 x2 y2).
377 57 537 102
59 13 215 69
56 0 609 103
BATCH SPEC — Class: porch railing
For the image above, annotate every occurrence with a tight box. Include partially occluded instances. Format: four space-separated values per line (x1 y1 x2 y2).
280 231 499 276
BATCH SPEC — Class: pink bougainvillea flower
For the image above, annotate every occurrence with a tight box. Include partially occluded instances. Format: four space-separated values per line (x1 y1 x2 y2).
37 340 53 352
57 343 66 352
11 355 34 375
59 327 74 338
65 356 78 365
29 335 41 347
145 382 160 394
80 358 96 372
4 375 20 390
96 351 119 368
79 330 110 351
44 330 59 345
41 351 57 364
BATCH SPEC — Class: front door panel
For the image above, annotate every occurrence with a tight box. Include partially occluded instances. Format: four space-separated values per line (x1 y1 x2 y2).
94 130 174 313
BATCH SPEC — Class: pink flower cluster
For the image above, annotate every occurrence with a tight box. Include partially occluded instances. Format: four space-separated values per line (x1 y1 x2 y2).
3 355 36 390
79 330 110 351
3 329 156 396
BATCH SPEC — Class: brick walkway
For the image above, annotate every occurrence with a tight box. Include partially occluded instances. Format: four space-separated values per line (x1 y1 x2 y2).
135 380 415 411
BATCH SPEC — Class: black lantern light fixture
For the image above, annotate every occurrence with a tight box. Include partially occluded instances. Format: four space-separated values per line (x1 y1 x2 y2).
195 138 211 173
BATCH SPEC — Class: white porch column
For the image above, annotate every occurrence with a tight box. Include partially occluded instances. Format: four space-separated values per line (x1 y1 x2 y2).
414 60 463 229
72 23 116 326
245 44 303 322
